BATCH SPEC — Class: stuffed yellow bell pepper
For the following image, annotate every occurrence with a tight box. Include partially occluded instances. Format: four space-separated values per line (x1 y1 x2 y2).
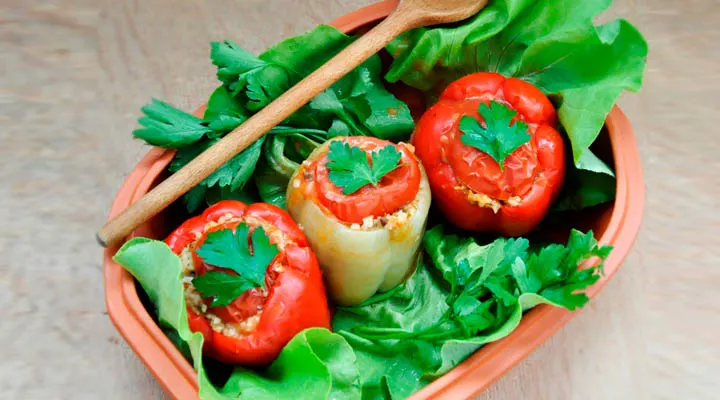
286 136 431 306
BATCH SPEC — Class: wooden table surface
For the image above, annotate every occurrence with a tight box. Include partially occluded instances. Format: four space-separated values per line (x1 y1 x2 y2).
3 0 718 399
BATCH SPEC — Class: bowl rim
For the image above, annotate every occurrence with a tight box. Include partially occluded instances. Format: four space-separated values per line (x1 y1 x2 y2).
103 1 645 398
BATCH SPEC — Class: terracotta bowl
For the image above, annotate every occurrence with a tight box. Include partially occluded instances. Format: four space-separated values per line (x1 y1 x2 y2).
103 1 645 399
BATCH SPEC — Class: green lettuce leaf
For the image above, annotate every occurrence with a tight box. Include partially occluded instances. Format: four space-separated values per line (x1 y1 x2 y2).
220 328 361 400
332 259 448 399
552 148 617 211
517 19 647 162
112 238 361 400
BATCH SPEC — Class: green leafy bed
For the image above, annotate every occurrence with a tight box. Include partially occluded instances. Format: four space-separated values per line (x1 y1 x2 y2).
118 0 647 399
116 227 610 399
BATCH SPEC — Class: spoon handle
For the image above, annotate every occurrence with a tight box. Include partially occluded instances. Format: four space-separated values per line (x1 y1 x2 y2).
97 4 421 248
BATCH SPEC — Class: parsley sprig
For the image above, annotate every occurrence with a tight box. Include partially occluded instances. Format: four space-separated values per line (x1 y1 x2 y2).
325 140 403 195
459 100 531 170
132 90 327 212
134 99 213 148
351 227 611 341
191 224 279 307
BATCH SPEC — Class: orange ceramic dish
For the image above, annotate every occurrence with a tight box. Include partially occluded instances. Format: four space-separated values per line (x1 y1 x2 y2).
103 1 645 399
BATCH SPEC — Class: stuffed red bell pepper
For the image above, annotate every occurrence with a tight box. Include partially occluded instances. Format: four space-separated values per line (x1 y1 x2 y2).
165 200 331 365
412 72 565 236
286 136 431 306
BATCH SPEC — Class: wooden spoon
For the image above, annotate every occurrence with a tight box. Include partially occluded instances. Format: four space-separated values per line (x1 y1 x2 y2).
97 0 488 248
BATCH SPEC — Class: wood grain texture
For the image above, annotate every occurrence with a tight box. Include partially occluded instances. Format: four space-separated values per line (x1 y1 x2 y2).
1 0 717 399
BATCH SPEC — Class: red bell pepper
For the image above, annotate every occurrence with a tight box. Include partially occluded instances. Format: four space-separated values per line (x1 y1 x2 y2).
165 200 331 365
412 72 565 236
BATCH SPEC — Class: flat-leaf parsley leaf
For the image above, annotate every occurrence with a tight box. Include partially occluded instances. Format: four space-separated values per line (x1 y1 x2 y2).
192 271 256 307
326 140 402 195
459 100 531 170
192 224 279 306
133 99 212 148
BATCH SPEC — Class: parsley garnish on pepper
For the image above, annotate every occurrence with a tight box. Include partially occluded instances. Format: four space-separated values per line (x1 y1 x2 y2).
192 224 279 307
325 140 403 195
459 100 531 170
